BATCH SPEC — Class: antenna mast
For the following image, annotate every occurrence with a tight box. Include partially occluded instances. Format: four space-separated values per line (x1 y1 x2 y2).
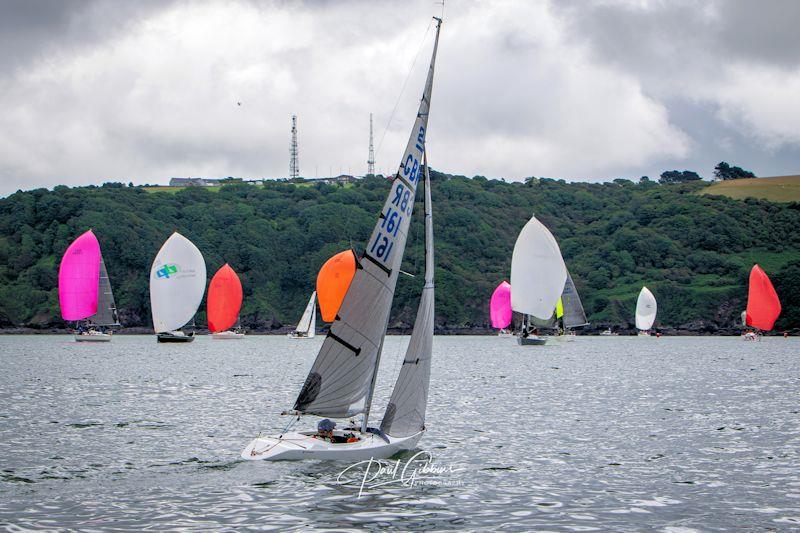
290 114 299 179
367 113 375 176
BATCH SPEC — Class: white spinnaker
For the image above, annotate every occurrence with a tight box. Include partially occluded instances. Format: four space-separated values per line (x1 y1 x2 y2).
295 291 317 337
150 232 207 333
635 286 657 330
510 215 567 320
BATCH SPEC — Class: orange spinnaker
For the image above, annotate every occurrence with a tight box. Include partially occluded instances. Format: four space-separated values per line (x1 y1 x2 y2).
746 264 781 331
207 263 243 332
317 250 357 322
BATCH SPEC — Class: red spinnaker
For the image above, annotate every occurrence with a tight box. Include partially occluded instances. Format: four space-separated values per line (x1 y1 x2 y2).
746 264 781 331
207 264 243 332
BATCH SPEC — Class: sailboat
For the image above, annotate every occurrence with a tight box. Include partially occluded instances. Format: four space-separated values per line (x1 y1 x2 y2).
242 16 442 461
635 286 657 336
150 232 207 343
743 264 781 340
490 281 513 336
208 263 245 339
288 291 316 339
510 215 567 346
58 229 120 342
551 271 589 341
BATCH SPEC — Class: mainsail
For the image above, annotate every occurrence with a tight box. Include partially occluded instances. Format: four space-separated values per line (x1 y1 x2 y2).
150 232 207 333
746 264 781 330
510 215 567 320
635 286 657 331
294 291 317 338
90 252 119 326
58 230 101 321
381 152 435 438
561 271 588 328
293 18 442 420
207 264 243 333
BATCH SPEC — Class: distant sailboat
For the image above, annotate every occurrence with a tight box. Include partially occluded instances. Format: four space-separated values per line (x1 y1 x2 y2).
743 264 781 340
510 215 567 346
635 286 657 336
490 281 513 336
548 270 589 342
289 291 317 339
208 264 244 339
58 229 119 342
150 232 207 343
242 16 442 461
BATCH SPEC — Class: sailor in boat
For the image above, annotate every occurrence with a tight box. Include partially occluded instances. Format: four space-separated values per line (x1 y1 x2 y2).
313 419 358 444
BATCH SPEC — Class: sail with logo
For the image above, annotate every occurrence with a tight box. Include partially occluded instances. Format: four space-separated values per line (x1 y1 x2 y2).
58 229 120 342
150 232 207 343
242 16 443 461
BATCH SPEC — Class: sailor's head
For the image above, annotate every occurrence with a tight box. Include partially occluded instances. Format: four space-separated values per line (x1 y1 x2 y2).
318 419 335 434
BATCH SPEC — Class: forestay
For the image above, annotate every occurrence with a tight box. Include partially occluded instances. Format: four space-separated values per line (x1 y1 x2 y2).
510 216 567 320
150 232 207 333
561 271 588 328
381 153 434 438
293 19 442 419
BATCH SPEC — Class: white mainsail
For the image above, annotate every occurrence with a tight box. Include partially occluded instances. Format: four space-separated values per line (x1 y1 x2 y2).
292 19 441 422
150 232 207 333
381 151 434 438
635 286 657 331
510 215 567 320
294 291 317 338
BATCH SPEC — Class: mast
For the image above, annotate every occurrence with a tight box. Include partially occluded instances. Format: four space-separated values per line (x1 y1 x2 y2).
360 17 442 433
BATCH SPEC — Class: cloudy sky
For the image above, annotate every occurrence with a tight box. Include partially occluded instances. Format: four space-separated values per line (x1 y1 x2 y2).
1 0 799 196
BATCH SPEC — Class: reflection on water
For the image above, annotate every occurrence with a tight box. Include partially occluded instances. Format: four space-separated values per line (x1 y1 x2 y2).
1 335 798 529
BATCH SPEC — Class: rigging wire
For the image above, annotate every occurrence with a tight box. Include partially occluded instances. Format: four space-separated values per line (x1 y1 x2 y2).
375 19 435 161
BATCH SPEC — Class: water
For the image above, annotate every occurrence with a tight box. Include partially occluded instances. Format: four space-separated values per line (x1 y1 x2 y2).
1 335 798 530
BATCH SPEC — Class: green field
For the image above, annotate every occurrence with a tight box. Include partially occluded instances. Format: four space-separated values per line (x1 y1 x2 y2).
700 175 800 203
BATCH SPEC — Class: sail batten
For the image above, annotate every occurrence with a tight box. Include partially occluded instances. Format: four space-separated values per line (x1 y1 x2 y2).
293 18 442 420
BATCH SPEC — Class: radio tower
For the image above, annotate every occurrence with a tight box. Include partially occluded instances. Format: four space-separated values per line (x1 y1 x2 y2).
367 113 375 176
289 114 299 179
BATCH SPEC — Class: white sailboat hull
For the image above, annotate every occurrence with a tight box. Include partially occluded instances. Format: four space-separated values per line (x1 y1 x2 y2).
212 331 245 339
241 430 423 462
287 332 315 339
74 331 112 342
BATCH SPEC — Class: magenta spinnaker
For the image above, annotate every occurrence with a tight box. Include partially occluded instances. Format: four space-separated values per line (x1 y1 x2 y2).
58 230 101 321
490 281 512 329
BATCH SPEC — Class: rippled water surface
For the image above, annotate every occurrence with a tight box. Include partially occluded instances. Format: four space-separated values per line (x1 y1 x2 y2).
1 335 799 530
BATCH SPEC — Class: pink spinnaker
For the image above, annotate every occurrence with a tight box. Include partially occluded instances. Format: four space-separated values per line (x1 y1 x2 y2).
490 281 512 329
58 230 100 321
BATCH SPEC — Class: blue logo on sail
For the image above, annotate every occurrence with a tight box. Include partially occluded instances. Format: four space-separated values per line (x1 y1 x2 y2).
156 264 178 279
